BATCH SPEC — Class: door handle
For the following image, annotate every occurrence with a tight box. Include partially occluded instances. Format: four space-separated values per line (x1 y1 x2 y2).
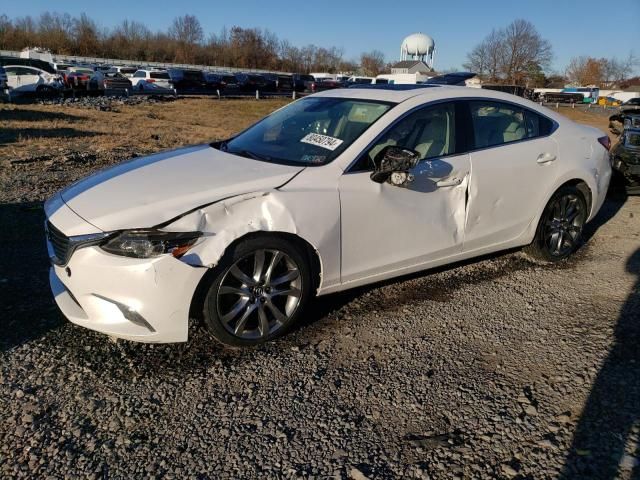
537 153 557 164
436 177 463 188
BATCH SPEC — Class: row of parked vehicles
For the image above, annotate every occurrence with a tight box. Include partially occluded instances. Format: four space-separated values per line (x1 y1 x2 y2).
0 56 379 97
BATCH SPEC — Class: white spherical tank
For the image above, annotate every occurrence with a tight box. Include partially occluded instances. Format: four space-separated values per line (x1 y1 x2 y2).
400 32 436 69
401 33 435 57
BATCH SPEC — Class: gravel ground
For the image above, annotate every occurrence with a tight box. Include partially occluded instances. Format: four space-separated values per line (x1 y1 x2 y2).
1 107 639 479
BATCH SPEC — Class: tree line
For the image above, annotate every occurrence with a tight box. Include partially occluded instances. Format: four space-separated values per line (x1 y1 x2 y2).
2 13 637 84
0 12 384 73
464 19 638 88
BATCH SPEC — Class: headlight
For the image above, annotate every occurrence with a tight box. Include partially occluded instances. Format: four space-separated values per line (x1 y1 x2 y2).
100 230 202 259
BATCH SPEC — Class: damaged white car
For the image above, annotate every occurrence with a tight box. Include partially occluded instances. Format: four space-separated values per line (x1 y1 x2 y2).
45 86 612 346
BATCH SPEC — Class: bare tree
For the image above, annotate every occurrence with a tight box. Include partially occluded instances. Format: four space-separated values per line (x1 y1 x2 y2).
360 50 385 76
73 13 100 56
169 14 203 63
463 29 504 82
501 19 552 84
464 20 552 85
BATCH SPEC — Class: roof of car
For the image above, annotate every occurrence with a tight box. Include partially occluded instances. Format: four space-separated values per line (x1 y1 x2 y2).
312 85 541 106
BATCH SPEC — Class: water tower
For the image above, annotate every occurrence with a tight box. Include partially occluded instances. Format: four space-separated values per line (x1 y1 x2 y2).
400 33 436 70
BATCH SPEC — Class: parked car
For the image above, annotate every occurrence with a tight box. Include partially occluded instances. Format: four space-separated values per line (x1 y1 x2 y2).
203 72 226 92
88 71 132 92
93 64 113 73
345 76 374 86
261 73 278 92
276 74 294 92
598 96 621 107
610 123 640 194
292 73 315 92
45 86 611 347
3 65 63 93
108 66 138 78
235 73 268 92
62 66 95 90
168 69 206 91
311 78 343 93
130 69 173 91
0 56 57 75
0 66 7 90
622 97 640 107
220 74 241 94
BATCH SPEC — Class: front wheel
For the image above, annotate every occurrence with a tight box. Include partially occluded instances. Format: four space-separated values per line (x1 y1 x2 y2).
526 185 588 262
202 236 311 347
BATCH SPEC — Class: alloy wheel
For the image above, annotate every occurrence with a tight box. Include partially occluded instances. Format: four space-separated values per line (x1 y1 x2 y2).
543 193 586 257
216 249 302 340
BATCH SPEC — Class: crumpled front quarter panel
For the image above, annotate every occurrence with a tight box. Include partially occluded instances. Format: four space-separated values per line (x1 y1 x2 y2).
164 188 341 293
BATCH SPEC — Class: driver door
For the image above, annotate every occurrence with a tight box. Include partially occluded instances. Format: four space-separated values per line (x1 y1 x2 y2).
339 101 471 284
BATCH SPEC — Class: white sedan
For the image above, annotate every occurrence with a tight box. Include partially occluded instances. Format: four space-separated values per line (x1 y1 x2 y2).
45 86 612 346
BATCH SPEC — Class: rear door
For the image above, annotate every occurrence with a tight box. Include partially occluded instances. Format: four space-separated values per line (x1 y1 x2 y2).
463 100 559 252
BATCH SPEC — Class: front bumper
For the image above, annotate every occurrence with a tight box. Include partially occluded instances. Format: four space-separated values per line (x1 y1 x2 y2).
49 245 207 343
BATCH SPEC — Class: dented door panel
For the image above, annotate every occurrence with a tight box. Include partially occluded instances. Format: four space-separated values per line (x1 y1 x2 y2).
464 137 559 252
339 153 471 284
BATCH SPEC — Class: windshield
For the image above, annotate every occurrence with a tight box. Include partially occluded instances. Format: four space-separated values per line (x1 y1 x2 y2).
221 97 392 165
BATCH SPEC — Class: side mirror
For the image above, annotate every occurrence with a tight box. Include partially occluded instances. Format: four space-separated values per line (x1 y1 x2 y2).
370 145 420 186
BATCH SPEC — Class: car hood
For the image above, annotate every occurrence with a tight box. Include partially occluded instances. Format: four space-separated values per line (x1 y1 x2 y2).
60 144 304 231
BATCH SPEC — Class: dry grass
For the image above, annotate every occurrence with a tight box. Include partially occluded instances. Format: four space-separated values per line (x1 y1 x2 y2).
0 98 290 163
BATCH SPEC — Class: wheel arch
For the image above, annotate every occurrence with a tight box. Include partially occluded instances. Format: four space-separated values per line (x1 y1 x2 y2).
188 230 323 322
523 176 594 246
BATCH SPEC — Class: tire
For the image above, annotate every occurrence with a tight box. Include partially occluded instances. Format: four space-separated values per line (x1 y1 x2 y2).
525 185 588 262
202 235 312 347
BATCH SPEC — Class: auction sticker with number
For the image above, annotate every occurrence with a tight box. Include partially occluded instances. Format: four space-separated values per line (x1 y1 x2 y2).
300 133 344 151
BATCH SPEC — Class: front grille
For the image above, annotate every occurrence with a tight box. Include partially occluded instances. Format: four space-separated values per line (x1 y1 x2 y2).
47 221 70 265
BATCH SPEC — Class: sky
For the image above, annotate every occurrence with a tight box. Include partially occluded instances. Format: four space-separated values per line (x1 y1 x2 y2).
3 0 640 74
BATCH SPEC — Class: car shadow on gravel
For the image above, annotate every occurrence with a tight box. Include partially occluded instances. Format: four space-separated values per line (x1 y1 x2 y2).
0 202 64 352
582 191 628 242
562 247 640 479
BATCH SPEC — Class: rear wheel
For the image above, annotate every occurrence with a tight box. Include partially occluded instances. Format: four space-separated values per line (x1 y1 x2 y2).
526 185 588 262
202 236 311 347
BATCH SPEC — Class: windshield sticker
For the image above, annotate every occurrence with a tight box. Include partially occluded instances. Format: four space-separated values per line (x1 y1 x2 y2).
301 154 327 164
300 133 344 151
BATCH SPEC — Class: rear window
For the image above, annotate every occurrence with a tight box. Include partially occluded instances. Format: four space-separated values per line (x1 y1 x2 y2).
223 75 236 83
150 72 170 79
300 75 314 82
121 67 137 74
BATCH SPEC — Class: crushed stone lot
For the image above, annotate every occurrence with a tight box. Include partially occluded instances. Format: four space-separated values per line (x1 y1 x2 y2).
1 99 639 479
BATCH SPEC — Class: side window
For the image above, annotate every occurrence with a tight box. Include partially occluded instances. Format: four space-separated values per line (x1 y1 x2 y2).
470 101 554 149
5 67 18 76
352 102 456 172
470 101 527 148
